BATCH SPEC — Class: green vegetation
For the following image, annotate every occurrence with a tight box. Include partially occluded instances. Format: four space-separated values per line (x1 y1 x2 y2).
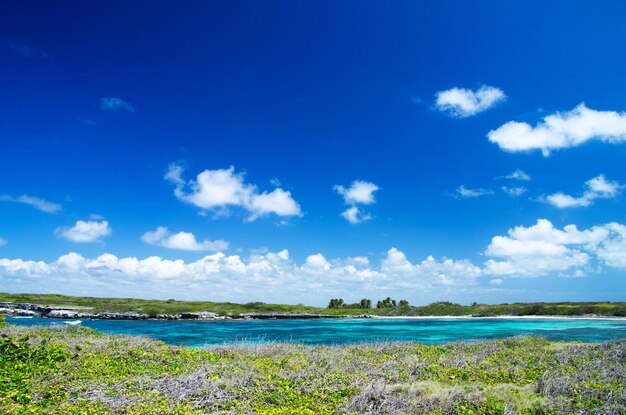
397 301 626 317
0 292 347 317
1 292 626 318
377 297 398 308
1 323 624 414
327 298 372 309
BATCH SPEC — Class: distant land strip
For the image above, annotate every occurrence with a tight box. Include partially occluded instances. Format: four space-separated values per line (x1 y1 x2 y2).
0 293 625 321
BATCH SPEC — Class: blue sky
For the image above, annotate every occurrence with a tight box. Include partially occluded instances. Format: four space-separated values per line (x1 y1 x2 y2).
1 1 626 306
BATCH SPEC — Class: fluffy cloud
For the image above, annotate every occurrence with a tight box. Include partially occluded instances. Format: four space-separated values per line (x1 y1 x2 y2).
165 164 302 221
455 185 494 198
247 189 302 221
99 97 135 113
488 104 626 156
484 219 626 276
303 253 331 272
0 248 482 305
141 227 228 252
502 186 528 197
545 175 622 208
341 206 372 224
55 220 112 243
334 180 379 224
503 169 531 181
334 181 379 205
0 194 61 213
435 85 506 118
382 248 481 286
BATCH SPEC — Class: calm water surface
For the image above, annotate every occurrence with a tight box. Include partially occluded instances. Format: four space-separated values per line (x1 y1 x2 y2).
7 316 626 347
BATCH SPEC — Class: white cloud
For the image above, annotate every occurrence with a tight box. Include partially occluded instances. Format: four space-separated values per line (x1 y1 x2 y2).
334 181 379 205
435 85 506 118
141 227 228 252
247 189 302 222
3 219 626 304
99 97 135 113
165 164 302 221
545 175 622 208
456 185 494 198
334 180 379 224
0 237 7 247
592 222 626 268
502 186 528 197
0 194 61 213
303 253 331 272
484 219 626 277
341 206 372 224
55 220 112 243
503 169 531 181
0 247 482 305
488 103 626 156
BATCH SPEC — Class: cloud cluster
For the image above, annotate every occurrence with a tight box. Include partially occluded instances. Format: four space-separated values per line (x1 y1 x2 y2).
545 175 622 208
501 186 527 197
485 219 626 276
334 181 379 224
99 97 135 113
141 227 228 252
55 220 112 243
0 248 481 305
0 194 61 213
503 169 531 181
2 219 625 304
165 164 302 221
435 85 506 118
488 104 626 156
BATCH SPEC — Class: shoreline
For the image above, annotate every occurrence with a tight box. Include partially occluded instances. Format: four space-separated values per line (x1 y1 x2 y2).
6 313 626 322
2 299 626 322
370 314 626 321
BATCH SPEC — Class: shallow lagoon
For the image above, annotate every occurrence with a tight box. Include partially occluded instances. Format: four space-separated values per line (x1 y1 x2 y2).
7 316 626 347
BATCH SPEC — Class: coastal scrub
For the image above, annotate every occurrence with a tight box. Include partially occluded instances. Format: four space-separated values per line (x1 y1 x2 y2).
1 323 624 414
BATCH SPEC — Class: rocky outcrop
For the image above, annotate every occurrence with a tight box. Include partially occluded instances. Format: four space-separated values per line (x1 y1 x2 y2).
46 310 93 319
96 312 149 320
0 302 89 314
0 307 40 317
155 314 181 320
180 311 223 320
45 310 149 320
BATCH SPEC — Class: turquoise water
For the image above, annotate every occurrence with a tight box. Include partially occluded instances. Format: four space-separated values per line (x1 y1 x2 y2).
6 316 626 347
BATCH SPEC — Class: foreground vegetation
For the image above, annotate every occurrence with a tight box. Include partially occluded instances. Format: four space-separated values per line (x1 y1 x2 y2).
1 316 624 414
1 292 625 318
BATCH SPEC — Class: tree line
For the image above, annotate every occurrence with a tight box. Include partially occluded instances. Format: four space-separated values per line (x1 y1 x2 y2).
327 297 410 309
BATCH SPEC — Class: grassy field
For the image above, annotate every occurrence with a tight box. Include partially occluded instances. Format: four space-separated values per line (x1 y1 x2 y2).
1 315 624 414
1 292 626 318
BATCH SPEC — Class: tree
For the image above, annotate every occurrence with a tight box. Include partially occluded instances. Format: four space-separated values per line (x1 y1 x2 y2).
359 298 371 309
398 300 409 307
327 298 345 309
376 297 396 308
